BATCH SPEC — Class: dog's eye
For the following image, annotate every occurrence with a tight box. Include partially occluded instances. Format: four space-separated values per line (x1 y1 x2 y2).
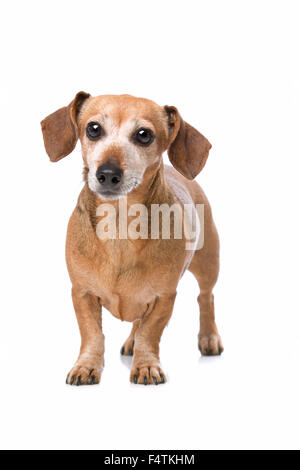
134 128 154 146
86 122 103 141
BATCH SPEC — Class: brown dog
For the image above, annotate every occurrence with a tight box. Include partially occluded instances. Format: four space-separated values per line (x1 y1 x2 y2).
41 92 223 386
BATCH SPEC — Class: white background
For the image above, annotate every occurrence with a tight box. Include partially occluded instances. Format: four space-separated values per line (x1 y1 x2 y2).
0 0 299 450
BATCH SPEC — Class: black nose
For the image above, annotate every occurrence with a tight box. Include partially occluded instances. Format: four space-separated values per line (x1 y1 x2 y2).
96 162 123 189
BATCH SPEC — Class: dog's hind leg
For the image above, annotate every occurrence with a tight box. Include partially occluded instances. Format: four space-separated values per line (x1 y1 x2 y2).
120 320 140 356
188 210 224 356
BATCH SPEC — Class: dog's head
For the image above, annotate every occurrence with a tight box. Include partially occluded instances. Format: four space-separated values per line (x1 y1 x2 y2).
41 92 211 200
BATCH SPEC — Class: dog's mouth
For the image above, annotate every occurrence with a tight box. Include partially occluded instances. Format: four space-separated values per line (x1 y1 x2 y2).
97 189 123 200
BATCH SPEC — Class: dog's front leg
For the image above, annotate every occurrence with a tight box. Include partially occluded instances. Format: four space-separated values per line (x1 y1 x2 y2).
66 288 104 386
130 293 176 385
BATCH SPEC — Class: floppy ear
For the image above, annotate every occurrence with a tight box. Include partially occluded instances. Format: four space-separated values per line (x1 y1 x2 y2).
41 91 90 162
164 106 212 180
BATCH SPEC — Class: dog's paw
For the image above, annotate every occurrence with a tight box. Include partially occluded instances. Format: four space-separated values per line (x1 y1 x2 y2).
130 364 167 386
66 365 101 386
199 333 224 356
120 338 134 356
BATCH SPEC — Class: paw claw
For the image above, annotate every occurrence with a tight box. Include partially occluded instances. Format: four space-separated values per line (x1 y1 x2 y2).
76 376 82 386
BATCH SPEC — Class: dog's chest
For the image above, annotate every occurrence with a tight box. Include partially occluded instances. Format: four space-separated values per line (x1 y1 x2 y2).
69 223 185 322
94 240 158 321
